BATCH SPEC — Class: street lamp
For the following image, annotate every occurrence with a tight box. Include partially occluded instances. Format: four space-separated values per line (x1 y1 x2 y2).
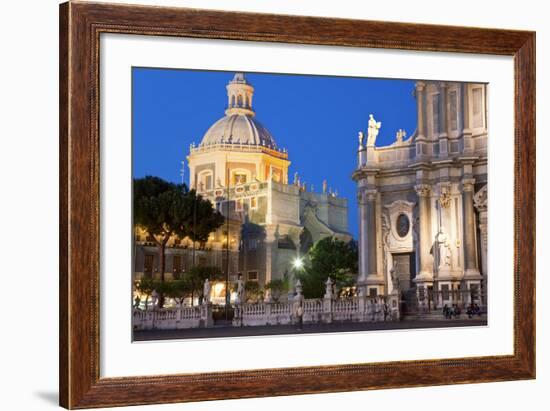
293 257 304 270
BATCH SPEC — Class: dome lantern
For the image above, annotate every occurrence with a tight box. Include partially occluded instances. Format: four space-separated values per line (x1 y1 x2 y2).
225 73 255 117
198 72 278 149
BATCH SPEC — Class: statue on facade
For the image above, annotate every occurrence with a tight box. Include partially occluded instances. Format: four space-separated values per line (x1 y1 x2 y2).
203 278 211 305
367 114 382 146
439 186 451 209
293 172 299 186
436 227 452 269
358 131 365 148
390 267 400 292
396 129 407 144
322 180 327 194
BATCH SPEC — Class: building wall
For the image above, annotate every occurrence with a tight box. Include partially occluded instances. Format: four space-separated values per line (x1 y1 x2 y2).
354 81 488 305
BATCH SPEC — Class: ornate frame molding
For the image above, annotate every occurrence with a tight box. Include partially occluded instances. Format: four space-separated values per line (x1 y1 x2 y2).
60 2 535 408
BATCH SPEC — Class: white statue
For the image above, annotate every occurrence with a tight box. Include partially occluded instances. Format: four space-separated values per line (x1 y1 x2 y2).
322 180 327 194
367 114 382 146
235 274 245 304
203 279 211 305
396 129 407 144
358 131 365 148
390 267 400 292
293 172 299 186
436 227 452 269
151 289 159 310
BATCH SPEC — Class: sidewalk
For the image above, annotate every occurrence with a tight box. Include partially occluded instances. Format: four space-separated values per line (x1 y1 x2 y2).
134 318 487 341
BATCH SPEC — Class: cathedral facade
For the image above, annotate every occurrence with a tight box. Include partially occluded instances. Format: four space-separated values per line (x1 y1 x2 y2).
353 81 488 313
134 73 351 298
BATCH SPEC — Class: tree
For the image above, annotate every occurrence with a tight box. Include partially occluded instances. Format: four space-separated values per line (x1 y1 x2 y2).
186 266 223 305
134 176 224 283
161 279 193 306
134 277 159 310
244 281 263 303
264 278 290 302
296 237 358 298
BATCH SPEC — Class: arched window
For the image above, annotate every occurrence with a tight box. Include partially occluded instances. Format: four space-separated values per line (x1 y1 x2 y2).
231 95 236 107
237 94 243 107
245 95 250 108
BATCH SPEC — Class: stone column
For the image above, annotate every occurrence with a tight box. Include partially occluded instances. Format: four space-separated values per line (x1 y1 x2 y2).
414 184 433 279
462 84 473 154
415 82 427 160
474 186 488 282
264 226 278 284
416 81 426 138
439 82 449 158
358 189 378 281
462 179 480 277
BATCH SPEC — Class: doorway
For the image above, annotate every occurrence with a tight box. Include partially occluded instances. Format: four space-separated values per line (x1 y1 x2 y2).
392 252 416 290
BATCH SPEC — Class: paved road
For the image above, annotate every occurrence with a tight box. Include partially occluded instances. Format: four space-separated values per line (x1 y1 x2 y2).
134 318 487 341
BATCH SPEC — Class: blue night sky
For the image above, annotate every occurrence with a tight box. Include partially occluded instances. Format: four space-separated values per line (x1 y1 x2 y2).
132 68 417 239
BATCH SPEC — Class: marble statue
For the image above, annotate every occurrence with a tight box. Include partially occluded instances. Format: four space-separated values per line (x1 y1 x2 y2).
322 179 327 194
390 267 400 292
151 289 159 309
203 278 211 305
358 131 365 147
367 114 381 146
236 274 245 304
396 129 406 144
436 227 452 269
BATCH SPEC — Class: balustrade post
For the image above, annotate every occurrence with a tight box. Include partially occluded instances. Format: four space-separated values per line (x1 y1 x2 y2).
323 277 334 324
200 303 213 328
265 302 272 325
358 290 367 322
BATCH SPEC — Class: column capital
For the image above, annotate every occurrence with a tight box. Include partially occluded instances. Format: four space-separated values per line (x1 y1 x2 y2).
474 185 488 212
414 184 432 197
462 178 476 192
359 188 378 204
415 81 426 91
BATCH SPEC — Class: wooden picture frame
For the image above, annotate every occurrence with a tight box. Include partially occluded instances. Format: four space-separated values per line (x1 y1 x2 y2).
59 1 535 408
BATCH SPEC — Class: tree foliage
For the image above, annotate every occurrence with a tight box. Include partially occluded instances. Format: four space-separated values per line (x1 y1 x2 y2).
186 266 223 304
134 265 224 307
244 281 263 303
296 237 358 298
133 176 225 283
264 278 290 302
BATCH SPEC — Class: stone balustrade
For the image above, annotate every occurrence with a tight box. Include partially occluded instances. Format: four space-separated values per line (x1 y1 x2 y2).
234 294 400 327
133 294 400 331
133 304 212 331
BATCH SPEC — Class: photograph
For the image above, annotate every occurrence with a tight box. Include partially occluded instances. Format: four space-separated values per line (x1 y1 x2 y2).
131 69 489 341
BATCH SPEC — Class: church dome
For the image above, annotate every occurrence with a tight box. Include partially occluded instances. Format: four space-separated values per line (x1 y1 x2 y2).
200 114 277 149
198 73 278 150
